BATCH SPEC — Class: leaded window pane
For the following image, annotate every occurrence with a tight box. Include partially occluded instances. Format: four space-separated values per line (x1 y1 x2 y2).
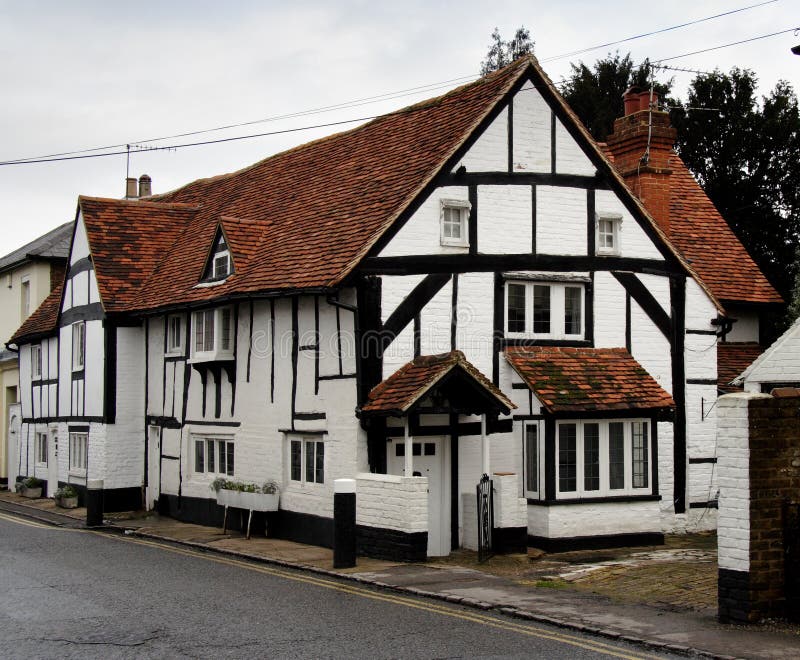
558 424 577 492
507 284 526 333
609 422 625 490
195 440 204 473
632 422 649 488
291 440 301 481
525 425 538 493
315 441 324 484
564 287 582 335
583 423 600 491
533 285 551 334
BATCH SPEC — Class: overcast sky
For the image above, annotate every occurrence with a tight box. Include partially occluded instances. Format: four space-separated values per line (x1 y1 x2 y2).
0 0 796 256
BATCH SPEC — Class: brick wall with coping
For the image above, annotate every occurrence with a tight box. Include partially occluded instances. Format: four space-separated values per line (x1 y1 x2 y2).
717 390 800 623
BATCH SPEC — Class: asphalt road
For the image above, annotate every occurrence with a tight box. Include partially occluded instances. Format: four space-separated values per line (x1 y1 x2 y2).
0 512 681 659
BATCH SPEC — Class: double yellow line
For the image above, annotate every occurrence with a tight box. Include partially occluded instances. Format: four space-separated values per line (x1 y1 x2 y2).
108 534 659 660
0 510 658 659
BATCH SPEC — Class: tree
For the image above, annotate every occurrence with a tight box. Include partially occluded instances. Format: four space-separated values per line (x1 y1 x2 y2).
673 69 800 306
560 53 672 142
480 27 534 75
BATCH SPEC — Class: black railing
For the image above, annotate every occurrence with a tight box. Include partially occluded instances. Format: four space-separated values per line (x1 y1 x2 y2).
476 473 494 563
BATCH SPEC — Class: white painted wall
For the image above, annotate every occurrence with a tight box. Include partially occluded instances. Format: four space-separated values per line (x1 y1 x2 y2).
535 186 587 255
454 107 508 172
741 317 800 391
356 472 428 533
477 185 532 254
512 81 550 173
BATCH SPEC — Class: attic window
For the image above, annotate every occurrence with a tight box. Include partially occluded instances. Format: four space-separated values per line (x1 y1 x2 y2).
201 229 233 283
213 251 231 279
596 213 622 255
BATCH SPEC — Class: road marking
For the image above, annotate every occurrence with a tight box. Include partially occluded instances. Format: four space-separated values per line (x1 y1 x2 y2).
0 510 81 531
105 533 661 660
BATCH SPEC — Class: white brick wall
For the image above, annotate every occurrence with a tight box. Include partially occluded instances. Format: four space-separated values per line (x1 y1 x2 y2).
530 500 661 538
455 107 508 172
743 318 800 390
512 82 550 173
355 472 428 533
593 271 626 348
554 118 596 176
716 392 766 572
536 186 587 255
594 190 663 260
493 473 527 528
477 185 532 254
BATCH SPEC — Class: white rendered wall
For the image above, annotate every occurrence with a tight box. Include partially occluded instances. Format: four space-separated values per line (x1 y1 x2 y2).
743 318 800 390
725 308 760 343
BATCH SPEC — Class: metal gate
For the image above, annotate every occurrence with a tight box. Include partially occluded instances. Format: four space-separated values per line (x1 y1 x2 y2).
784 501 800 621
476 473 494 563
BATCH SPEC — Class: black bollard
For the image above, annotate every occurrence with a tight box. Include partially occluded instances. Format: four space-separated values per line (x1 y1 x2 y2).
333 478 356 569
86 479 104 527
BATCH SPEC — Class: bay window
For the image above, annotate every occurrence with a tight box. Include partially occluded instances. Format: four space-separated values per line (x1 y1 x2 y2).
555 419 651 498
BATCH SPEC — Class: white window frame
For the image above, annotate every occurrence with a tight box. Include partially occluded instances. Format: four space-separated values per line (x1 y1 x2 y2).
596 213 622 256
212 250 231 280
289 436 325 485
35 432 48 467
192 435 235 477
72 322 86 371
190 307 233 362
31 344 42 380
166 315 184 356
439 199 470 247
523 421 542 499
555 419 651 499
69 432 88 476
505 281 585 340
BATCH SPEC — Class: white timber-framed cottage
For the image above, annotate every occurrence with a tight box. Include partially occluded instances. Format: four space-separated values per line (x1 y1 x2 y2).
8 56 782 559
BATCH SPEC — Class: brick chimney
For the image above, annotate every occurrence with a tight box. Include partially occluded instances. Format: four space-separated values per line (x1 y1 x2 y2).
606 86 676 235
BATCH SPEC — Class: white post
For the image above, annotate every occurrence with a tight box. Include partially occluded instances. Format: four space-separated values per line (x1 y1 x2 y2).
481 414 490 475
404 417 413 477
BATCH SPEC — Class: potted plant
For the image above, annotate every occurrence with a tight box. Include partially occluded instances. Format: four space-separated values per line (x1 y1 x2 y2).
19 477 44 499
54 484 79 509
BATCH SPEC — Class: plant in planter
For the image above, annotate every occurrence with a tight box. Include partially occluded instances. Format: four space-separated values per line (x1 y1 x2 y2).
210 478 280 538
19 477 44 499
54 484 79 509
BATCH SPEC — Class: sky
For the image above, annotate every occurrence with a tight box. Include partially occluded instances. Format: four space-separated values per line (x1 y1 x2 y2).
0 0 797 256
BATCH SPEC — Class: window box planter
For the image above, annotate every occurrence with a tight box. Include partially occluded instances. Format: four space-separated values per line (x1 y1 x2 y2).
211 479 280 539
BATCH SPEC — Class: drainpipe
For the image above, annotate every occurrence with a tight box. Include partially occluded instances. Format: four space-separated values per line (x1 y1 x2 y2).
480 414 490 475
403 417 413 477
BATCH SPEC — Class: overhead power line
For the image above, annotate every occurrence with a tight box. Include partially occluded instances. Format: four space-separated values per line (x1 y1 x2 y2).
0 8 788 167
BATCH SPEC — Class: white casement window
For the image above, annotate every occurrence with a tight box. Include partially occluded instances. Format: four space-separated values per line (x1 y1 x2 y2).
191 307 233 361
556 419 651 499
439 199 470 247
31 344 42 380
72 322 86 371
524 422 542 499
166 315 184 355
21 277 30 318
505 281 585 339
35 432 48 466
213 250 231 279
290 437 325 485
69 432 88 476
193 436 235 476
596 213 622 255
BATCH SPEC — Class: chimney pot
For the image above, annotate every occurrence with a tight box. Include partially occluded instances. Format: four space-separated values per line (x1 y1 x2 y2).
638 90 659 112
623 86 642 115
138 174 152 198
125 177 138 199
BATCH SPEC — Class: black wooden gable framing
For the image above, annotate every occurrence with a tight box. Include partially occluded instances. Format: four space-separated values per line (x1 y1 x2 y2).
200 225 234 282
355 62 692 279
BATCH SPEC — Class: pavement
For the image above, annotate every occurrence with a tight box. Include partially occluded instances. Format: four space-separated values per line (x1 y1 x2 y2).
1 491 799 660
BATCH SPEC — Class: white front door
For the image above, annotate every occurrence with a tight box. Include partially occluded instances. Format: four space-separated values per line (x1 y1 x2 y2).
387 436 449 557
146 426 160 510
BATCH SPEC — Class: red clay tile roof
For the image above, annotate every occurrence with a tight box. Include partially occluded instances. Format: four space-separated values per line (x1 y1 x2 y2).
667 155 781 305
505 346 674 413
717 342 763 393
9 284 63 344
127 58 532 310
79 197 199 313
361 350 514 415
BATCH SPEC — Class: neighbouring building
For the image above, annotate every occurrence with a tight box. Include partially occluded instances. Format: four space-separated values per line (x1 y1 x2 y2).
0 222 70 489
8 56 782 558
732 316 800 393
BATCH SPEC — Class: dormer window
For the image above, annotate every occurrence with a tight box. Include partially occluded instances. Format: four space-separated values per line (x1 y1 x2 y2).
596 213 622 255
191 307 233 362
201 228 234 283
440 199 470 247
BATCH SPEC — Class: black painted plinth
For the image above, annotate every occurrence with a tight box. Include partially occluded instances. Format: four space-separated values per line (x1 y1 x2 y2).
85 486 104 527
718 568 752 623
